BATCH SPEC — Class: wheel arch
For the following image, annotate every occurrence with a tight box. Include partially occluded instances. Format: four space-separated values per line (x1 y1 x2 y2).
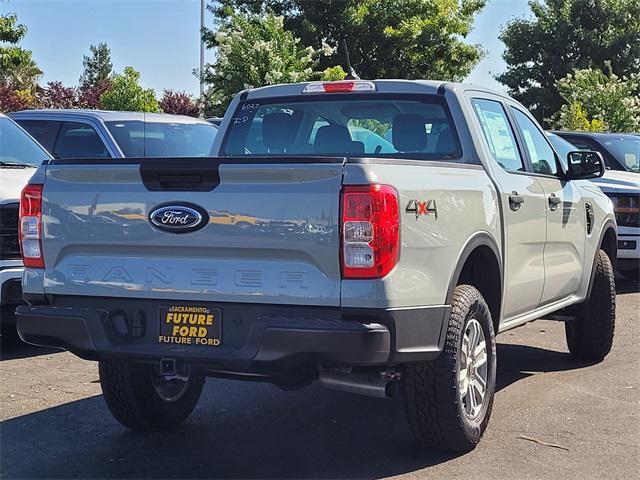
587 219 617 298
446 232 503 333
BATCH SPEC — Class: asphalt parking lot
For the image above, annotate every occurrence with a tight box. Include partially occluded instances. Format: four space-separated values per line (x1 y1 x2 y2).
1 279 638 480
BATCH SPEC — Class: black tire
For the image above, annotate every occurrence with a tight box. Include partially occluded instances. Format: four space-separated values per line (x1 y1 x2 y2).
565 250 615 360
99 360 204 431
403 285 497 453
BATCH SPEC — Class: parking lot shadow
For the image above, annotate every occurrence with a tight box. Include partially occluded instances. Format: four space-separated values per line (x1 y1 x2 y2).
616 276 639 295
495 343 596 392
0 331 60 361
0 380 451 479
1 339 599 480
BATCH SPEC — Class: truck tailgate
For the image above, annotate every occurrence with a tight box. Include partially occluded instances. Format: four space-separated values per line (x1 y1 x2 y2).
40 158 344 306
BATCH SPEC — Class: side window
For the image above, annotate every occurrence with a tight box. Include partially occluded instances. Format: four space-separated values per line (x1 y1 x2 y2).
53 122 110 158
511 108 558 176
15 120 59 152
471 99 524 172
15 120 49 145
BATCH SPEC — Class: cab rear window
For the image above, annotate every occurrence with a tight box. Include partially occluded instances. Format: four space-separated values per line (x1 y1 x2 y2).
221 94 465 162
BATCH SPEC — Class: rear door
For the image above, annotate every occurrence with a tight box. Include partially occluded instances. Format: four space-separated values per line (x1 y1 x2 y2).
470 98 547 319
509 107 586 304
40 158 344 306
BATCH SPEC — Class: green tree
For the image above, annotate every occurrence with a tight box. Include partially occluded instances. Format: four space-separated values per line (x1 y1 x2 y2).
498 0 640 123
552 67 640 132
79 43 113 90
0 13 42 93
99 67 160 112
201 10 318 116
211 0 486 81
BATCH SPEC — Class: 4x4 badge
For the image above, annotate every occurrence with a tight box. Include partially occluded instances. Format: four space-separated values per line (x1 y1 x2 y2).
406 199 437 220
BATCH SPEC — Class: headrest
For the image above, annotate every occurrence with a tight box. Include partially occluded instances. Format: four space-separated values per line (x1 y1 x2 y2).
392 113 427 152
314 125 353 154
262 112 297 150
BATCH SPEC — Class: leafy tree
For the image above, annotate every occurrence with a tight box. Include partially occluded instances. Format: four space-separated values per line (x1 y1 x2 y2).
202 10 318 116
0 13 42 92
78 80 112 109
321 65 346 81
209 0 486 81
79 43 113 90
99 67 160 112
159 90 199 116
552 67 640 132
0 85 34 112
38 81 79 109
498 0 640 123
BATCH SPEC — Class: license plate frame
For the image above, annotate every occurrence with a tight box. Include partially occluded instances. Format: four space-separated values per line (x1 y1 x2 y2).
158 305 222 347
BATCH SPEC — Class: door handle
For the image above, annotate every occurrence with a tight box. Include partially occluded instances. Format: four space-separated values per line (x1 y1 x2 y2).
548 194 561 210
509 192 525 211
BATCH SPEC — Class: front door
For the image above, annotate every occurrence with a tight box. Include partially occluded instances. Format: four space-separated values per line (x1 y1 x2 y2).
470 98 547 319
509 107 586 305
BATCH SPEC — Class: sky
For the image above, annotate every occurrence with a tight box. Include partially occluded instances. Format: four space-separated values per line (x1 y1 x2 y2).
2 0 531 96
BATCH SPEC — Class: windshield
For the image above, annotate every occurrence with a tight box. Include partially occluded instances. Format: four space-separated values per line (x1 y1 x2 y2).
600 136 640 173
221 94 466 162
0 116 51 167
106 121 218 157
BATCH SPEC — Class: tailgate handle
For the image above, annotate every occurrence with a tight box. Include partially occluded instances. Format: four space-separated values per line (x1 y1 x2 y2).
139 159 221 191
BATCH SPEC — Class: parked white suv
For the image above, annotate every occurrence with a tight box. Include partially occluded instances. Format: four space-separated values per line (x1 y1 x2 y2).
549 132 639 280
0 114 51 328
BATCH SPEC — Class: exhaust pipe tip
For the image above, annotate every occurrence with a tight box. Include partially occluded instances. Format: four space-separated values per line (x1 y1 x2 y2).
318 370 398 399
384 379 398 398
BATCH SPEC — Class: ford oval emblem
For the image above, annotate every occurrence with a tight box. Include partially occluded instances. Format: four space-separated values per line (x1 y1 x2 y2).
149 203 209 234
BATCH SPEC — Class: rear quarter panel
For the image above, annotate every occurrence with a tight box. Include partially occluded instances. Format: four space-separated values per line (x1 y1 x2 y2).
341 161 501 308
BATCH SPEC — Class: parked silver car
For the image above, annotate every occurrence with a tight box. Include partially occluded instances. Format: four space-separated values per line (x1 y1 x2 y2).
9 110 218 159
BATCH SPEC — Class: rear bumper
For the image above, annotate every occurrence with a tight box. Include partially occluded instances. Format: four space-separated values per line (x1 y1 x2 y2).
16 296 448 375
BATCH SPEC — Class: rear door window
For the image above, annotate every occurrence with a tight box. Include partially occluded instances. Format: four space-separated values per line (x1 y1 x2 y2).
14 120 60 152
471 99 524 172
222 94 466 162
53 122 110 158
105 121 218 157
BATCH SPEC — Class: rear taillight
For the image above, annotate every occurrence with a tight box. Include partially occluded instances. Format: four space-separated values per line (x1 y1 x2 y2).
341 185 399 279
19 184 44 268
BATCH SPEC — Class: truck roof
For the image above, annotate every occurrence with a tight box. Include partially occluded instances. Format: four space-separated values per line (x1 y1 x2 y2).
8 109 210 124
243 79 513 101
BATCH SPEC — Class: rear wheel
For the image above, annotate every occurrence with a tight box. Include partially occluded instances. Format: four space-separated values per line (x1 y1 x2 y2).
403 285 497 452
99 360 204 431
565 250 615 360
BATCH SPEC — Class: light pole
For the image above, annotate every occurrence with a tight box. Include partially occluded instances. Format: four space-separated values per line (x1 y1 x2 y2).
199 0 205 117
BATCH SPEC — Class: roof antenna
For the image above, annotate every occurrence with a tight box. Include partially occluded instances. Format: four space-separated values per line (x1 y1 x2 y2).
342 39 360 80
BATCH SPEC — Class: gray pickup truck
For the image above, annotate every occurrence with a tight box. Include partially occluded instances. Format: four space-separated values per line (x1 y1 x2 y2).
16 80 617 453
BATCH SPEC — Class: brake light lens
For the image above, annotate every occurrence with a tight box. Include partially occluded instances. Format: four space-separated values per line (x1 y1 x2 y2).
341 185 399 279
302 80 376 94
19 184 44 268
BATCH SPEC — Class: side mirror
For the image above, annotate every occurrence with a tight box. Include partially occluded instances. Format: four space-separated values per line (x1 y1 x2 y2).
566 151 605 180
